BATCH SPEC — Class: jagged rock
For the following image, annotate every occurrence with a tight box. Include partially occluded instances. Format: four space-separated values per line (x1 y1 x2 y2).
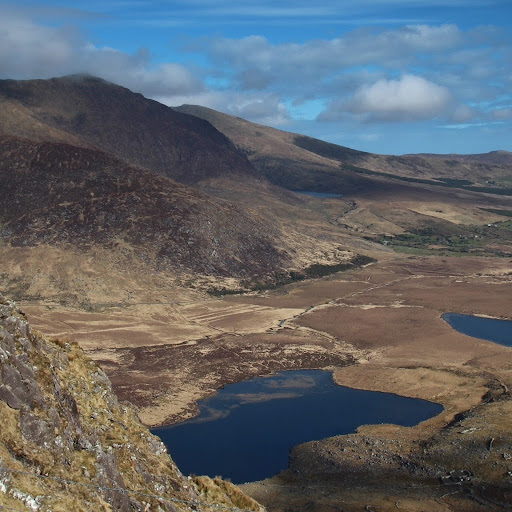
97 451 132 512
1 365 30 404
0 294 264 511
0 386 22 409
12 355 35 381
0 332 15 354
19 412 54 448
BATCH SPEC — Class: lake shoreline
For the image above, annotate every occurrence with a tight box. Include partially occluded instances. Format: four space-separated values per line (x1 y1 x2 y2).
152 369 443 483
20 256 512 509
443 311 512 347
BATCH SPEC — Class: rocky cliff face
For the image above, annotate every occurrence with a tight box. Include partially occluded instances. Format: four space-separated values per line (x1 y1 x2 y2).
0 293 263 511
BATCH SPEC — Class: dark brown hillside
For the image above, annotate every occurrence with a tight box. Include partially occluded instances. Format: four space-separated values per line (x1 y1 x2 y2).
0 75 258 185
413 150 512 165
175 104 380 194
0 135 286 277
175 104 512 194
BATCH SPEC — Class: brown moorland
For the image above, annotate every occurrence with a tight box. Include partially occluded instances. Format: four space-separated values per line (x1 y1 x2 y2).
1 76 512 511
20 255 512 511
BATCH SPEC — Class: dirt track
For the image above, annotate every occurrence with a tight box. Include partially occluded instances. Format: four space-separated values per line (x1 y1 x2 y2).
21 255 512 511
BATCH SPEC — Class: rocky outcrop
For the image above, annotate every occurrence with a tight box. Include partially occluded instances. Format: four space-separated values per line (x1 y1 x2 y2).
0 293 264 511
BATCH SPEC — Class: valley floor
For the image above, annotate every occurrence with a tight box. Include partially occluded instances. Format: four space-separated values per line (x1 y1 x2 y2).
20 255 512 511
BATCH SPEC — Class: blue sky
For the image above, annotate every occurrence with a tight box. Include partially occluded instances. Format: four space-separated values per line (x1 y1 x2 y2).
1 0 511 155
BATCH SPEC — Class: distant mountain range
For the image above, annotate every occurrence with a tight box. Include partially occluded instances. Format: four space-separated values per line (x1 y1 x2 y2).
175 104 512 196
411 150 512 165
1 75 511 304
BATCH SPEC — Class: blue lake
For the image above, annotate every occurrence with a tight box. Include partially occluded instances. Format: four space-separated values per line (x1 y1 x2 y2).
296 191 343 198
152 369 442 483
442 312 512 347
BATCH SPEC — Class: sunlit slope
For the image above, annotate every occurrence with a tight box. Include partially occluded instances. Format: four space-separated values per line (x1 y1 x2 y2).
175 104 512 195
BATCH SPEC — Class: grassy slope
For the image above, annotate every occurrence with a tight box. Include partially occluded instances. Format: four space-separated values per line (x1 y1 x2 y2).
0 293 263 511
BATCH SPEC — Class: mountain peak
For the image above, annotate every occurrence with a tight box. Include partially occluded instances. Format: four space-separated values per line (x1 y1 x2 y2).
0 75 258 185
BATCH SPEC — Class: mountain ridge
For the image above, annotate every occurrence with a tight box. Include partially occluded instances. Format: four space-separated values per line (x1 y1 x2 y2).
0 75 258 186
174 104 512 194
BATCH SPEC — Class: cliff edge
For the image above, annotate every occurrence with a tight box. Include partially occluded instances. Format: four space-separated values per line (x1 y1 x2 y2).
0 293 263 511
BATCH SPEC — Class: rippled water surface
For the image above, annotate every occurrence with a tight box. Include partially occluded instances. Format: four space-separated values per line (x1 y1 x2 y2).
152 369 443 483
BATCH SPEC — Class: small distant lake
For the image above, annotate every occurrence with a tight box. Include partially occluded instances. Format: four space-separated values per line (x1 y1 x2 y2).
443 312 512 347
152 370 442 484
296 191 343 198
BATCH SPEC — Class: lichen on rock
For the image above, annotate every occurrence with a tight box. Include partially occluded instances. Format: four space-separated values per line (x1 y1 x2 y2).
0 293 264 511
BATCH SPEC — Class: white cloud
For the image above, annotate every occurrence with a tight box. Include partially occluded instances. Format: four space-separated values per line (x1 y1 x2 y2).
111 0 507 23
323 75 454 122
449 103 476 123
157 90 290 126
226 93 290 125
0 13 80 78
191 23 510 124
439 122 497 129
492 108 512 120
201 24 463 75
190 24 481 105
0 12 203 99
80 46 204 96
